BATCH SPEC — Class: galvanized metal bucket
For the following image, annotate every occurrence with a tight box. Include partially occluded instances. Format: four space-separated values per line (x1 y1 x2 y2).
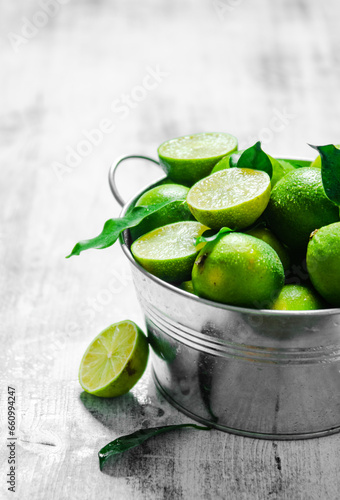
109 155 340 440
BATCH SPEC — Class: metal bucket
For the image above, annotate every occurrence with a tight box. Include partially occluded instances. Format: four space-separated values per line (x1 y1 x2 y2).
109 155 340 439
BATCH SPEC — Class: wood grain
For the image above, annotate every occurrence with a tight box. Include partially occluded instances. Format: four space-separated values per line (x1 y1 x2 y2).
1 0 340 498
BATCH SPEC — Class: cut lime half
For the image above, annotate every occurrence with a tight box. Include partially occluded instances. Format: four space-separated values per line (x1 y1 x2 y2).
130 183 193 240
131 221 208 282
158 132 238 186
187 168 271 229
79 321 149 398
211 152 295 187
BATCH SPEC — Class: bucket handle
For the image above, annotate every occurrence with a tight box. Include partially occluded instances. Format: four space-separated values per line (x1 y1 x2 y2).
108 155 163 207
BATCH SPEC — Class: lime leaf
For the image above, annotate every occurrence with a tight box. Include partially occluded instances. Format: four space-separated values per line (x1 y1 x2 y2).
276 158 311 169
98 424 211 471
230 141 273 178
309 144 340 206
66 200 180 258
195 227 233 246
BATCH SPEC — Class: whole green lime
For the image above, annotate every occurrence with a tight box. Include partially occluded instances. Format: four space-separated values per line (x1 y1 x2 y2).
306 222 340 306
192 232 284 308
271 285 325 310
158 132 238 186
246 226 290 270
179 280 196 294
265 167 339 253
130 184 194 240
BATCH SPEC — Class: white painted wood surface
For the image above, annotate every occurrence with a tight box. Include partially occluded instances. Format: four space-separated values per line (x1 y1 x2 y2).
1 0 340 498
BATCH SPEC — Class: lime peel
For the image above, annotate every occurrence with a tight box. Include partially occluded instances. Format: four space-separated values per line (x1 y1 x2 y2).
79 320 149 398
131 221 208 282
187 168 271 230
158 132 238 186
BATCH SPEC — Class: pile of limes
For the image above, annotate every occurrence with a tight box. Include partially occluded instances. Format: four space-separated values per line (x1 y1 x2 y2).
131 132 340 310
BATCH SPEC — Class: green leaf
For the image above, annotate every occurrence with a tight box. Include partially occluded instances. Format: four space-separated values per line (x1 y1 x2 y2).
276 158 311 169
228 151 242 166
66 200 178 258
229 141 273 178
98 423 211 471
195 227 233 246
309 144 340 206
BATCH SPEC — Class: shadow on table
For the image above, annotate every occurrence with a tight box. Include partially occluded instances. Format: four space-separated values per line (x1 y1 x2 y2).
80 390 136 427
79 390 196 479
80 391 165 433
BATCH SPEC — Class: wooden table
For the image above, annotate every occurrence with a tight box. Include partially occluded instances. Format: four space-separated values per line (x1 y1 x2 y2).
1 1 340 498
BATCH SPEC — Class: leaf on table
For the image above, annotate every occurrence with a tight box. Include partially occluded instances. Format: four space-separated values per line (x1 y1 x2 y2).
309 144 340 206
98 423 211 471
66 200 179 258
229 141 273 178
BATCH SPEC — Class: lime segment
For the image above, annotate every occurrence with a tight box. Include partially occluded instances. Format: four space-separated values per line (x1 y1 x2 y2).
79 321 149 397
187 168 271 229
211 152 295 186
131 221 208 282
158 132 238 186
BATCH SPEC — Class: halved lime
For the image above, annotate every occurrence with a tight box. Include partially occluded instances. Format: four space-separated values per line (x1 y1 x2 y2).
131 221 208 282
187 168 271 230
158 132 238 186
130 183 194 240
211 151 295 186
79 321 149 397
